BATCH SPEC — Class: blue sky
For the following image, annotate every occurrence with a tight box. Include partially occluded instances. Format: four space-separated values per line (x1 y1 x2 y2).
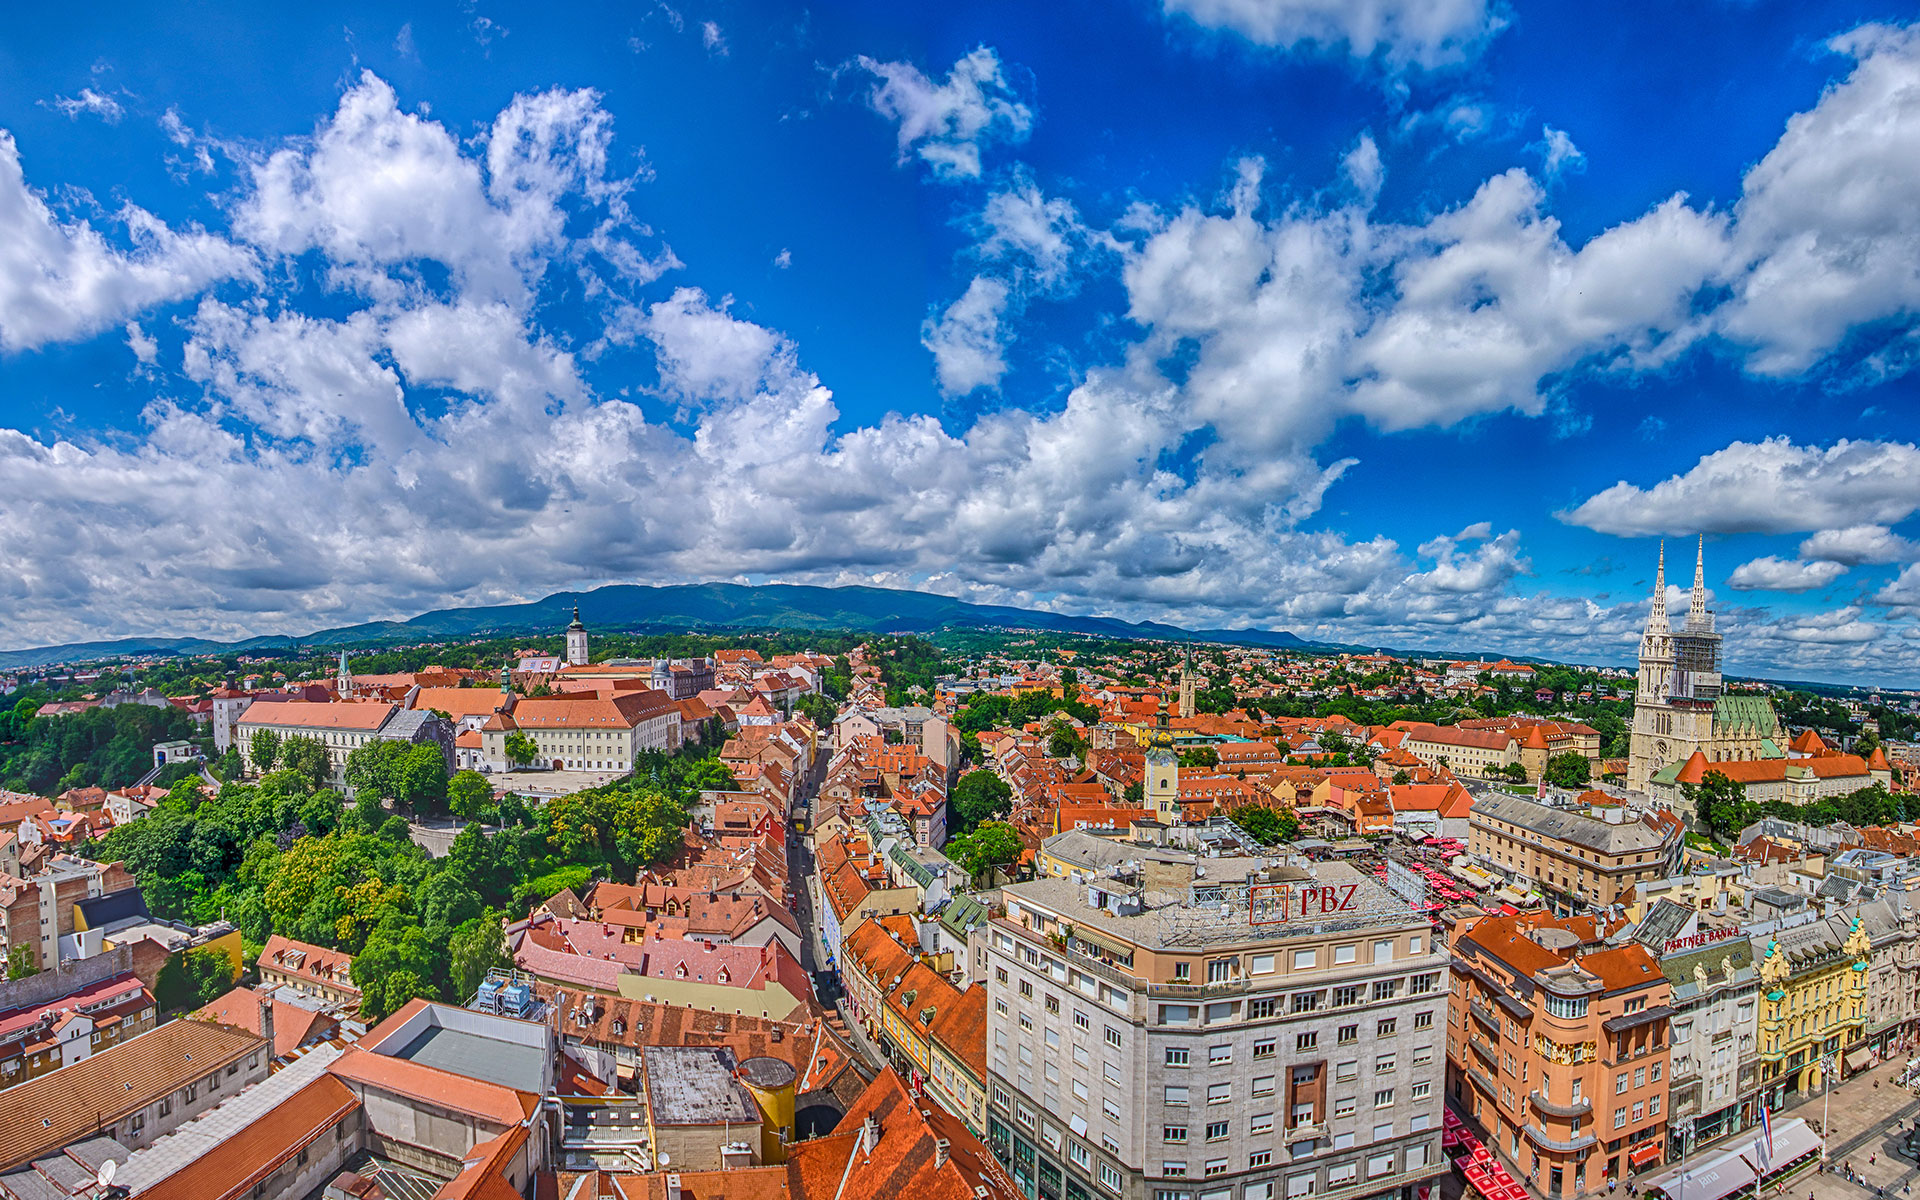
2 0 1919 684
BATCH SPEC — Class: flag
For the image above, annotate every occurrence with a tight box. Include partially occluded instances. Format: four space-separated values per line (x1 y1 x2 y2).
1759 1103 1773 1165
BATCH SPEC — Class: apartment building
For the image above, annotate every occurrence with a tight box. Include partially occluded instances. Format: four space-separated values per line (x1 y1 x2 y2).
1467 795 1684 914
984 852 1448 1200
1446 910 1673 1198
1752 914 1870 1105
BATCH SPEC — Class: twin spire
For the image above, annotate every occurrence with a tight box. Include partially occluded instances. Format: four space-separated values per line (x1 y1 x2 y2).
1648 536 1710 633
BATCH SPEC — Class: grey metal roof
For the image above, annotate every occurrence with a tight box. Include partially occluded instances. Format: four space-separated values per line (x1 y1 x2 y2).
1470 793 1674 855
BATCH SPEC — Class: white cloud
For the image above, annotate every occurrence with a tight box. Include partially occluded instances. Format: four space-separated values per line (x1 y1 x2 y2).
853 47 1032 181
1341 133 1383 205
124 320 158 364
977 176 1088 287
1718 23 1920 377
1726 556 1848 592
923 277 1012 396
0 130 253 353
1798 524 1920 565
47 88 124 123
1536 125 1585 178
1162 0 1505 68
701 21 728 55
644 287 799 404
772 248 792 269
1563 438 1920 536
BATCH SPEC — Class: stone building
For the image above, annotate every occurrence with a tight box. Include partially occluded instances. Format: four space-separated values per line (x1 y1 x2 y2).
984 851 1448 1200
1648 925 1758 1156
1752 915 1871 1103
1466 794 1684 914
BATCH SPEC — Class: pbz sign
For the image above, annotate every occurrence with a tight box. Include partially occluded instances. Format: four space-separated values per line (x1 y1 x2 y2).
1248 883 1360 926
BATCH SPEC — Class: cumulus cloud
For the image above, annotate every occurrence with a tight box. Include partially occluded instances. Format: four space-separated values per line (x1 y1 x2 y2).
1798 524 1920 565
1726 556 1848 592
1718 23 1920 377
853 47 1032 181
1562 438 1920 536
923 277 1011 396
0 130 253 353
1161 0 1506 69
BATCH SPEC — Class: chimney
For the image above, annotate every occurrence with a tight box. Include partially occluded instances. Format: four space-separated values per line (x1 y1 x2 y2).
666 1175 684 1200
863 1114 881 1154
935 1139 951 1169
257 993 275 1055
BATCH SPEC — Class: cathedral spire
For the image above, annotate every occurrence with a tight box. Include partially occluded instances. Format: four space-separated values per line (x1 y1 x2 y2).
1647 540 1669 633
1687 536 1709 628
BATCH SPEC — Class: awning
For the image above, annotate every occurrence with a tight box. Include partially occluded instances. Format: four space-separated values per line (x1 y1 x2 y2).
1845 1047 1872 1072
1630 1142 1663 1169
1640 1117 1823 1200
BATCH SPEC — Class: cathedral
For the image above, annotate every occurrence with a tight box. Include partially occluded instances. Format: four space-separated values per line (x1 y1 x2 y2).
1626 540 1781 794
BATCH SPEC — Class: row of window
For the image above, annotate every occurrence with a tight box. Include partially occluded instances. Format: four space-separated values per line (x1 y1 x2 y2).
1165 1079 1432 1108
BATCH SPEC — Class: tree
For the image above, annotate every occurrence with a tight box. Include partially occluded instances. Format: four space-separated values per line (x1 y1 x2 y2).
1499 762 1529 783
393 744 449 813
1544 753 1591 789
1391 770 1412 786
1123 780 1144 804
1178 747 1219 769
249 728 282 773
946 821 1023 886
448 770 495 820
278 735 330 790
448 914 511 1001
950 770 1013 833
5 945 39 981
795 693 837 730
1682 770 1754 839
504 731 541 767
1236 805 1300 846
155 947 235 1012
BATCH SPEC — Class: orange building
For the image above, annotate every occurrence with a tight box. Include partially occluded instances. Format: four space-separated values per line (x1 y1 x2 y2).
1447 910 1673 1198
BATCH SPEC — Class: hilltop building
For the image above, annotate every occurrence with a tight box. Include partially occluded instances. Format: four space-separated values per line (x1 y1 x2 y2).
568 604 590 667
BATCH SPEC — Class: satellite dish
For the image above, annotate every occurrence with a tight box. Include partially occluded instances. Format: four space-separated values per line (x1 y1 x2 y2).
659 1153 671 1166
97 1160 117 1187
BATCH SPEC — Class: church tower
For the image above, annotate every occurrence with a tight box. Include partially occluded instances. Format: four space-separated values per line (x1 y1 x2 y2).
336 651 353 698
1145 693 1181 825
1178 645 1197 716
566 605 590 667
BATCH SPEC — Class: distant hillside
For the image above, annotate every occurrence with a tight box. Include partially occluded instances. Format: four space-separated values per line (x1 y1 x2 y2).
0 582 1316 670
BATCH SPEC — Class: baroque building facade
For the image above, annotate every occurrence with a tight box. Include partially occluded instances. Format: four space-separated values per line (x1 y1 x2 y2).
1627 541 1781 795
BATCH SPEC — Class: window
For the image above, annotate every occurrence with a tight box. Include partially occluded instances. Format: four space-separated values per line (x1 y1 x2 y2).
1165 1126 1189 1143
1207 1083 1231 1105
1333 986 1362 1007
1367 1154 1396 1179
1021 1015 1035 1031
1021 981 1034 998
1105 1063 1123 1085
1048 995 1061 1014
1071 1143 1094 1169
1373 939 1394 964
1632 1102 1644 1122
1208 960 1236 984
1616 1073 1629 1095
1407 1144 1429 1169
1546 995 1589 1019
1292 992 1322 1014
1374 1089 1394 1109
1252 1075 1275 1098
1335 1060 1358 1082
1107 1027 1124 1048
1651 1062 1663 1082
1075 1081 1091 1100
1413 1010 1434 1030
1251 954 1276 975
1650 1096 1661 1116
1207 1121 1231 1141
1297 1032 1318 1052
1250 1151 1273 1168
1249 998 1277 1019
1076 1011 1091 1030
1633 1068 1645 1088
1210 1044 1233 1065
993 1086 1011 1108
1167 1047 1191 1067
1411 1081 1431 1099
1337 1025 1358 1046
1019 1104 1037 1129
1372 980 1398 1002
1328 1164 1358 1187
1251 1113 1274 1135
1165 1163 1190 1177
1373 1122 1394 1142
996 967 1009 984
1205 1159 1229 1177
1335 944 1357 965
1106 1099 1123 1122
1294 949 1317 970
996 1000 1010 1016
1613 1108 1627 1130
1167 1086 1191 1105
1376 1019 1397 1037
1047 1029 1062 1049
1175 962 1192 982
1101 1164 1124 1193
1375 1053 1396 1072
1412 1048 1433 1067
1253 1038 1276 1059
1409 973 1439 995
1287 1174 1317 1198
1334 1097 1357 1117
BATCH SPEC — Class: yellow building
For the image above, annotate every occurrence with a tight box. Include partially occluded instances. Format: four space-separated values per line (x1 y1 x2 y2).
1755 916 1870 1104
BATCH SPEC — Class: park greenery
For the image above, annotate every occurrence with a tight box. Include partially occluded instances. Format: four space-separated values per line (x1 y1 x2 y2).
1683 773 1908 840
0 701 202 793
945 820 1024 886
83 738 728 1020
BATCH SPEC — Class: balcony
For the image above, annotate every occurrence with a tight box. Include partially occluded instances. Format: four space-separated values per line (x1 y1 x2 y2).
1470 1000 1503 1032
1467 1067 1499 1098
1528 1091 1592 1119
1523 1124 1597 1153
1469 1035 1499 1065
1286 1121 1328 1145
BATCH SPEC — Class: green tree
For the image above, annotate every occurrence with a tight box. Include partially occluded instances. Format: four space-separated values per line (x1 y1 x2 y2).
278 735 330 790
1178 747 1219 769
448 770 495 820
155 947 235 1012
1682 770 1754 839
504 731 541 767
1543 753 1592 789
1123 780 1144 804
1236 805 1300 846
448 914 511 1001
249 728 282 773
6 945 39 980
1499 762 1530 783
946 820 1023 887
353 915 439 1022
950 769 1013 833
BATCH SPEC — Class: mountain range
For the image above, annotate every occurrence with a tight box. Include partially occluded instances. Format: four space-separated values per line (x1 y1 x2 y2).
0 582 1317 671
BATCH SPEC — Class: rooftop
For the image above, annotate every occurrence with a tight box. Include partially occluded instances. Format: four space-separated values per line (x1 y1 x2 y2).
385 1022 549 1094
642 1046 762 1126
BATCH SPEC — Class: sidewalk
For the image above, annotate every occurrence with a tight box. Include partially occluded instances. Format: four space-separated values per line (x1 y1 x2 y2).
1791 1055 1920 1200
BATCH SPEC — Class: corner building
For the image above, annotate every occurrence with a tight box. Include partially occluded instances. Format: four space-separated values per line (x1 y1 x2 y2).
984 853 1448 1200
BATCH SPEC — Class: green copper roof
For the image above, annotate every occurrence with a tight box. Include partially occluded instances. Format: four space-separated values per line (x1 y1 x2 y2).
1759 738 1784 759
1714 695 1779 736
1650 761 1683 786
